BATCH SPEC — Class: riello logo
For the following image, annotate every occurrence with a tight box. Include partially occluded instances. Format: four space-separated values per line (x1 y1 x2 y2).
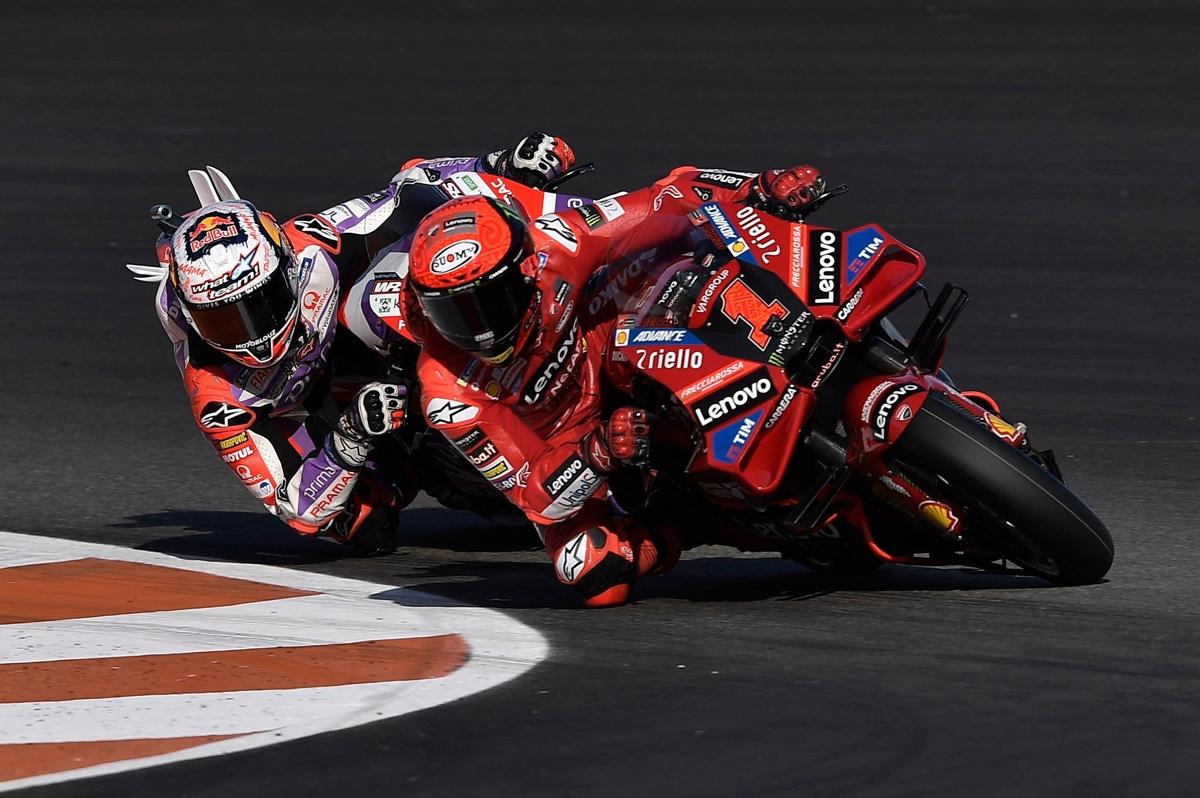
692 368 776 430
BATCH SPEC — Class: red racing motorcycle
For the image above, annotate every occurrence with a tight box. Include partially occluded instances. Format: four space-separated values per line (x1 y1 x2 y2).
601 188 1114 583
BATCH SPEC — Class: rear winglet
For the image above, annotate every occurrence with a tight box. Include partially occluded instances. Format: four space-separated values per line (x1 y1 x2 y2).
205 165 240 201
125 263 169 283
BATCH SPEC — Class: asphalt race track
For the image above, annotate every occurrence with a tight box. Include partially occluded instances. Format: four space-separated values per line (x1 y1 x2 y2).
3 1 1199 795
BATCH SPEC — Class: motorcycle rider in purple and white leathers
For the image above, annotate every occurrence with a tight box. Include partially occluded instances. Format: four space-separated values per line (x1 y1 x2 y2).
151 135 576 553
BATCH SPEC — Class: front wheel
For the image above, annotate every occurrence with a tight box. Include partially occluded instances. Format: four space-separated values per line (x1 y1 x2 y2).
890 394 1114 584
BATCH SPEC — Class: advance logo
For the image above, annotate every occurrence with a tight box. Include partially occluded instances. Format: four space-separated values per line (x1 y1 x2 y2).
691 367 776 431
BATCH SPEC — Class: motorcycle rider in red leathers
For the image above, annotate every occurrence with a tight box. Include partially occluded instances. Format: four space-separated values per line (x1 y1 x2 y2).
404 164 824 605
152 135 576 553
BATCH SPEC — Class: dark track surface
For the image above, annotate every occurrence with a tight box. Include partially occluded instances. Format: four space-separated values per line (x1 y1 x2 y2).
3 2 1199 795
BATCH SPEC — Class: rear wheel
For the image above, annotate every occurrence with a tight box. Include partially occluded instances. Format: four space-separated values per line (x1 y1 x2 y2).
890 394 1114 584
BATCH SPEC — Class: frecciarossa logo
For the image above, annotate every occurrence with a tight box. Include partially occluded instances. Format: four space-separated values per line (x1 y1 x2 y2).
691 367 777 431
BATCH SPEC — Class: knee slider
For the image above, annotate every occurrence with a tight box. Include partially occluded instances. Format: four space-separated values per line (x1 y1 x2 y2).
554 526 637 599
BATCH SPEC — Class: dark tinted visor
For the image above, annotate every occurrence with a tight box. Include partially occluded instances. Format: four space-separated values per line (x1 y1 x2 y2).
185 267 296 349
419 262 535 356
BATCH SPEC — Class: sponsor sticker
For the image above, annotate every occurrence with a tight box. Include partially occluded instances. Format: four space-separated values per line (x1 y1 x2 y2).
871 383 920 440
522 323 580 405
678 361 746 401
480 456 513 480
187 212 246 257
199 401 255 430
691 368 776 430
292 214 341 251
541 466 603 520
634 348 704 370
425 397 480 427
984 412 1024 444
430 240 481 275
845 225 886 285
696 171 749 188
762 384 799 430
788 224 804 289
216 432 248 451
710 408 764 464
621 328 701 347
596 196 625 221
807 228 841 306
734 205 781 265
534 215 578 252
919 500 962 534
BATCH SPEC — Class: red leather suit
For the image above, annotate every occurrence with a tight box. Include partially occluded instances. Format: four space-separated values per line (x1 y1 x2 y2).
410 167 761 605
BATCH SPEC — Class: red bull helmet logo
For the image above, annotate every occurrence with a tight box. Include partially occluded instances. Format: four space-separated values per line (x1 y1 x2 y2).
188 212 246 256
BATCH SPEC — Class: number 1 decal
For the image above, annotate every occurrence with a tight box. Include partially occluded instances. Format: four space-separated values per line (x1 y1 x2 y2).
719 279 787 351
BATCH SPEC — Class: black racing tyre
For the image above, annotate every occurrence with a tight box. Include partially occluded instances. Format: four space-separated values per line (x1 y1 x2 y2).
890 393 1114 584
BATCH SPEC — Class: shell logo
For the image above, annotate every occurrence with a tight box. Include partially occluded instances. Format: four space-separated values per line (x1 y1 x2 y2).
919 500 962 534
0 532 546 792
984 412 1024 445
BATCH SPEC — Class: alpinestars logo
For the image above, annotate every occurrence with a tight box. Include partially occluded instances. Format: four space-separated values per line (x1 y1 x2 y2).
199 401 255 430
555 532 590 583
534 215 578 252
293 215 340 250
425 398 480 427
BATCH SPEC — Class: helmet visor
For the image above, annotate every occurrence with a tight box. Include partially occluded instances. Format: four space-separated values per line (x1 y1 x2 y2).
418 261 534 357
185 266 297 350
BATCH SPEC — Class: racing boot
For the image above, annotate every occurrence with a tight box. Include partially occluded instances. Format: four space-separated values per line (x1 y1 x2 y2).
324 477 403 557
544 517 681 608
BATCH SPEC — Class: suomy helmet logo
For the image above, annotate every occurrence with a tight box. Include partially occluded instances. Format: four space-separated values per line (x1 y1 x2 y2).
430 240 481 275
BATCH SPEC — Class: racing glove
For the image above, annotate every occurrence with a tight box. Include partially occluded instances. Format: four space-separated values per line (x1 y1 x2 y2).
485 133 577 189
744 165 826 219
327 381 407 469
584 407 651 473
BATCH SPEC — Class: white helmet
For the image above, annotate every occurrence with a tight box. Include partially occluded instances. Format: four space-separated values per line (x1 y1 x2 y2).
170 200 298 367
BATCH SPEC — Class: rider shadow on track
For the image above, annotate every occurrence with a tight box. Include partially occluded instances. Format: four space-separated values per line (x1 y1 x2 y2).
113 509 346 566
113 506 541 566
383 551 1054 610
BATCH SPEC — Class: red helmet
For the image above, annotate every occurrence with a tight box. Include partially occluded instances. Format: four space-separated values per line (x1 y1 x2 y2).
408 196 536 363
170 200 299 367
